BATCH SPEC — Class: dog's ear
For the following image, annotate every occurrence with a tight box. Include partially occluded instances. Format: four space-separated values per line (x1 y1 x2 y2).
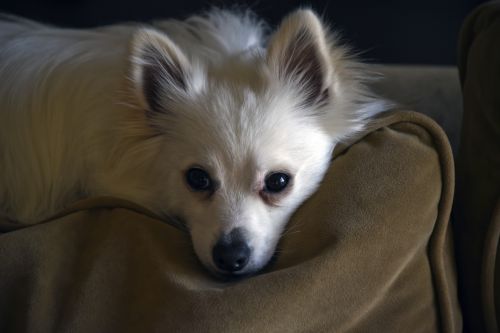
129 28 190 113
267 10 333 107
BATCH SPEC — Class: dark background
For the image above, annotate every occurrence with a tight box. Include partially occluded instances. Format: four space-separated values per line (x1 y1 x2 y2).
0 0 487 65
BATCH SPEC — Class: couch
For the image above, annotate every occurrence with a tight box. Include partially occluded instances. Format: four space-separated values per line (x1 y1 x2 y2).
0 2 499 332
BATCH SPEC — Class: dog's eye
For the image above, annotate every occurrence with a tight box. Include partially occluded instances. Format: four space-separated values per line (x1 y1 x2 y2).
186 168 212 191
264 172 290 193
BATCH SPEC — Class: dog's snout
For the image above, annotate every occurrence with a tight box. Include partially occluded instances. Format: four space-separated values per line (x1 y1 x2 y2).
212 240 250 272
212 230 250 273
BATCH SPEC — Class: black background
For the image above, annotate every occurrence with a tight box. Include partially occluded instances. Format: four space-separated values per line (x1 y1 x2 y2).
0 0 487 65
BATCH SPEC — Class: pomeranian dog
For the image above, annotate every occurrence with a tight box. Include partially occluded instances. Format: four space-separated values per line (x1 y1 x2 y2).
0 9 385 277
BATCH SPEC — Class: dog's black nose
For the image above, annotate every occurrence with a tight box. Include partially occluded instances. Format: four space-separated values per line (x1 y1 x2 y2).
212 240 250 272
212 231 250 272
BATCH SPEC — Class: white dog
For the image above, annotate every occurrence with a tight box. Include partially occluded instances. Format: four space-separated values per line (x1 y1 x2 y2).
0 9 385 277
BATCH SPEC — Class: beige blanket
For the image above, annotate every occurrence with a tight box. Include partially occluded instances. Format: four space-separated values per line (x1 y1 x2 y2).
0 111 461 332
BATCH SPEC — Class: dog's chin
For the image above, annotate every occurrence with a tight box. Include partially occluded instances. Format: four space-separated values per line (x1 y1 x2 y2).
202 263 259 281
210 269 255 282
203 252 280 281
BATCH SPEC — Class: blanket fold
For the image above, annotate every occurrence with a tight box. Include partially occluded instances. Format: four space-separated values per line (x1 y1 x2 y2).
0 111 461 332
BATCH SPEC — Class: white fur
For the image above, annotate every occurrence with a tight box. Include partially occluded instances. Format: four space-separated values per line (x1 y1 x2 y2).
0 9 387 276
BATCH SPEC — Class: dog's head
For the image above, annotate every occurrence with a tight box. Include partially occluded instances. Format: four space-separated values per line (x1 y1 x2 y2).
127 10 383 277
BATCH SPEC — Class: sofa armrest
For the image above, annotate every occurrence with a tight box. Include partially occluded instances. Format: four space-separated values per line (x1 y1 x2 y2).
0 111 462 332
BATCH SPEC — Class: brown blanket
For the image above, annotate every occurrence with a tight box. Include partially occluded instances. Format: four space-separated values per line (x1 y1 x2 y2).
0 111 461 332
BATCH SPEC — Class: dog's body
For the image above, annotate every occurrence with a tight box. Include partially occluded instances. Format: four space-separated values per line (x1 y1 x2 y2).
0 9 386 276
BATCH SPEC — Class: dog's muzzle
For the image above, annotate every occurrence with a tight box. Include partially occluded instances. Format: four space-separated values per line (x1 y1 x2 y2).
212 228 250 273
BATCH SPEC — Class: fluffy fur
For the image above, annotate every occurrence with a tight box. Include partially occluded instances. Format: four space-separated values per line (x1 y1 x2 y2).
0 9 386 276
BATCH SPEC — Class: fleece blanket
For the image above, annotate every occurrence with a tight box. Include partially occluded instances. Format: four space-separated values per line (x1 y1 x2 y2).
0 111 461 332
